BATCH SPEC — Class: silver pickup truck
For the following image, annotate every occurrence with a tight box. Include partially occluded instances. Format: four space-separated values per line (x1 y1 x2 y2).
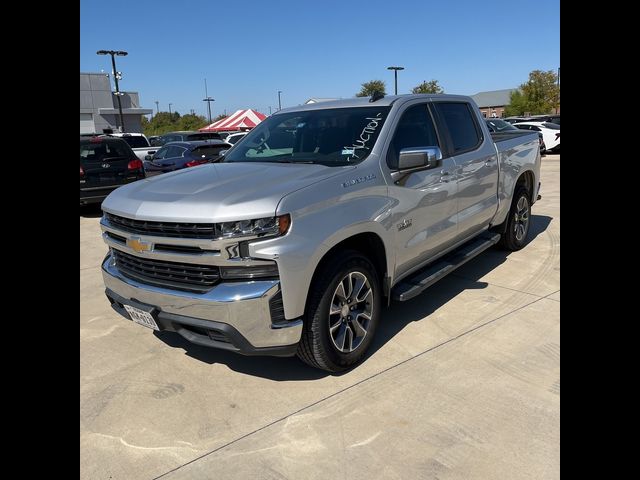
100 94 541 372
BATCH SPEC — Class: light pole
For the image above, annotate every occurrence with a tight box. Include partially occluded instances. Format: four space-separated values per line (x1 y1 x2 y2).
203 79 214 124
97 50 128 132
387 66 405 95
203 97 214 123
168 103 172 116
278 90 282 111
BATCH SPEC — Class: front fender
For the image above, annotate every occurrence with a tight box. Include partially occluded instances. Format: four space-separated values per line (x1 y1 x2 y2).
249 183 394 320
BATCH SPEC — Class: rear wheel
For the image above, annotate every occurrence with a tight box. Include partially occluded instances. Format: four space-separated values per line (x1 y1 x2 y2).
297 251 381 372
498 186 531 251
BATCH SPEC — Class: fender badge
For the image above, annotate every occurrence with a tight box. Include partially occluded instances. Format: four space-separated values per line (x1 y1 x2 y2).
397 219 412 231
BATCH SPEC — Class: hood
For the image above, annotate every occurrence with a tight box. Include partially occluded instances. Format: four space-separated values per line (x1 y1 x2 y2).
102 162 351 222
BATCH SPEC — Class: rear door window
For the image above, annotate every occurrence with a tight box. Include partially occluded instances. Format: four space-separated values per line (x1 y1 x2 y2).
165 146 186 158
152 146 169 160
434 102 482 154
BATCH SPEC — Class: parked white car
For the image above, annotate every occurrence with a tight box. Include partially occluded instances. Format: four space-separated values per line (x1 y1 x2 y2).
513 122 560 152
225 132 248 145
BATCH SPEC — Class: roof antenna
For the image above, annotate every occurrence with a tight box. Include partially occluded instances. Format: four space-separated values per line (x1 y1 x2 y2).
369 91 385 102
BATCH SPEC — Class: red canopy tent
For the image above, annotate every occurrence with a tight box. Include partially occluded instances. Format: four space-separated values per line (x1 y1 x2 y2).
199 109 267 132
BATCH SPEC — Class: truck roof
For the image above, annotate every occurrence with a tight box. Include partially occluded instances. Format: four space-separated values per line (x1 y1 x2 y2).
276 94 476 113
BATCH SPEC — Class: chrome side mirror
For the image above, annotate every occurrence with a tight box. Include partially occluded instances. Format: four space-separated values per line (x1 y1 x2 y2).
398 146 442 170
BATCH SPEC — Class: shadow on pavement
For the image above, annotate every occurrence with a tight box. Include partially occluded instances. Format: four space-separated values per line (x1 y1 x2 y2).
153 215 553 380
526 214 552 244
80 204 103 218
154 331 330 380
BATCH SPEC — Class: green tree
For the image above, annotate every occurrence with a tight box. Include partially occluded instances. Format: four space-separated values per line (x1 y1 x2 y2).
504 70 559 116
356 80 386 97
177 113 208 131
143 111 182 136
504 90 528 117
411 79 444 94
212 114 228 122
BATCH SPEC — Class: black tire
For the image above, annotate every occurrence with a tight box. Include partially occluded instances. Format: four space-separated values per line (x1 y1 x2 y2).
297 250 381 372
498 186 531 251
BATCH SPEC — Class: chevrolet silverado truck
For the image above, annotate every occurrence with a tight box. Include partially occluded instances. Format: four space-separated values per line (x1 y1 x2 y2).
100 94 541 372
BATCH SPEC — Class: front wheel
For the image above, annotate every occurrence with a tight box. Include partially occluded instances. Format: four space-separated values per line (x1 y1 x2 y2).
498 186 531 251
297 251 381 372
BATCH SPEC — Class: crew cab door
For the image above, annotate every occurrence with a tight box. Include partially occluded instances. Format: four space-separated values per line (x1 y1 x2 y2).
387 103 459 280
432 102 499 239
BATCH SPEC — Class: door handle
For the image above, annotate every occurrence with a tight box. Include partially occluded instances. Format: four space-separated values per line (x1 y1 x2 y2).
440 170 450 182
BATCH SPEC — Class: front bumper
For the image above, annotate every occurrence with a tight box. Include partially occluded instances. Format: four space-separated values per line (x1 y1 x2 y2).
101 254 303 356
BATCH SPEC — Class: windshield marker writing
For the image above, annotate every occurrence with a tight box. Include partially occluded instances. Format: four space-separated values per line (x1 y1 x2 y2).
344 114 383 160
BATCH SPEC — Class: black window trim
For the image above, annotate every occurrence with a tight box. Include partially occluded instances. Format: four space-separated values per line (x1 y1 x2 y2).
431 101 484 158
385 102 445 171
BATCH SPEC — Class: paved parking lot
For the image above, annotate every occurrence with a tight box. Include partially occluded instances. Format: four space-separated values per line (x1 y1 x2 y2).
80 155 560 480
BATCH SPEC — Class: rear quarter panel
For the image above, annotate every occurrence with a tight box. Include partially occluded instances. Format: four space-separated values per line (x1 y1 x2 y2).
492 133 541 226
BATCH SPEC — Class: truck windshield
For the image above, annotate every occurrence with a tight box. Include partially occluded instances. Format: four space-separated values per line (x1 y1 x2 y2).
223 106 391 166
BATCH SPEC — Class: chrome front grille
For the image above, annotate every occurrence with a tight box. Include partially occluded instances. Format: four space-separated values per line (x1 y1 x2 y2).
112 249 220 292
105 213 216 239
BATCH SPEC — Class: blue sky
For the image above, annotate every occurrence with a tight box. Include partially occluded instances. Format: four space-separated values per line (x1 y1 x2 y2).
80 0 559 118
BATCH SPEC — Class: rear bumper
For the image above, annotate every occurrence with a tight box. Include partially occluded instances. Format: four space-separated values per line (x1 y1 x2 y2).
101 254 303 356
80 177 144 204
80 186 121 204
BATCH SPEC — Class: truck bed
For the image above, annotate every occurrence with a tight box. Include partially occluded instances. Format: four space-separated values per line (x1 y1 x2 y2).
490 130 533 143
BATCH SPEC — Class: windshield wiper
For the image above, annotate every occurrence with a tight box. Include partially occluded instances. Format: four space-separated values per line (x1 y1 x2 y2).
271 159 315 164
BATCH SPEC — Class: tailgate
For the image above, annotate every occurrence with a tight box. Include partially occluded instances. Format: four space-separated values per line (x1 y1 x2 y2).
80 141 134 187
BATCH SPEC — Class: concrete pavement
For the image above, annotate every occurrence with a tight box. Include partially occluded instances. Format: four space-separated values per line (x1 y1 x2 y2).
80 155 560 479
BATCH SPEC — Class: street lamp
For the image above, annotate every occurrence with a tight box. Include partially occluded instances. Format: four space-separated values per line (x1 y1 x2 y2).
387 66 405 95
97 50 128 132
278 90 282 111
203 97 214 123
203 79 214 123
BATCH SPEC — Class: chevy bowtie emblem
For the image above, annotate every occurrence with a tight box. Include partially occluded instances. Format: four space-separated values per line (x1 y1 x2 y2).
127 237 152 253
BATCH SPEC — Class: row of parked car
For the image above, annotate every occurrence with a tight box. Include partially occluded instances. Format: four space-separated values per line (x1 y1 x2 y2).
80 130 249 205
81 113 558 207
485 115 560 154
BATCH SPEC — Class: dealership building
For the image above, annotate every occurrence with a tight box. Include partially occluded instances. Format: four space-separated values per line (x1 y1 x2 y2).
80 73 152 134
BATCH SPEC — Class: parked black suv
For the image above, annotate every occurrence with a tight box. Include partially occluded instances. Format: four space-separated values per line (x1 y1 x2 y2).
80 136 145 205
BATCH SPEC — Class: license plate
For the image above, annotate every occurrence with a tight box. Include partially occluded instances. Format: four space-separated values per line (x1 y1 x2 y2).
124 305 159 330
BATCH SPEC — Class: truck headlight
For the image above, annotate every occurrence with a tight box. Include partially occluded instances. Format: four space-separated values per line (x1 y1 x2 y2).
219 214 290 238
